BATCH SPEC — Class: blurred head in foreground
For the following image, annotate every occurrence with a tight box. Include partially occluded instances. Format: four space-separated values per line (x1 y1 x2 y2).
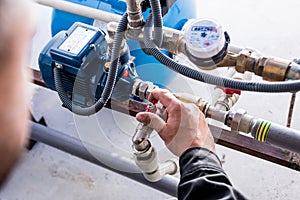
0 0 35 185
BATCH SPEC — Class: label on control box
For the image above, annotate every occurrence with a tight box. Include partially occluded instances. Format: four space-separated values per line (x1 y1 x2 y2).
59 26 97 55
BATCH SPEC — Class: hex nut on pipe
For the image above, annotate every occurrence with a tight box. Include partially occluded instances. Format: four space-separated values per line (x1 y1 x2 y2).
231 109 247 132
235 50 252 73
286 62 300 80
131 79 142 96
239 114 255 134
145 84 158 99
139 82 150 99
126 0 144 29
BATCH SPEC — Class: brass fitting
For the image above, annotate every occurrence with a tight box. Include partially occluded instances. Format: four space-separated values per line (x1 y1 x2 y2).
235 50 257 74
105 62 111 71
216 52 238 67
234 49 295 81
258 57 291 81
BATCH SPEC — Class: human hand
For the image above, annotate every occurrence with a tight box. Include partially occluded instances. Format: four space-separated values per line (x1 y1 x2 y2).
136 89 215 157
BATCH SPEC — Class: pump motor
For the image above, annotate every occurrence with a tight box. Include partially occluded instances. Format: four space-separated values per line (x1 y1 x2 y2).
39 22 137 109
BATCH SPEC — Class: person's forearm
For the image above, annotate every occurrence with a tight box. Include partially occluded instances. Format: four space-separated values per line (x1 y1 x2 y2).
178 147 247 200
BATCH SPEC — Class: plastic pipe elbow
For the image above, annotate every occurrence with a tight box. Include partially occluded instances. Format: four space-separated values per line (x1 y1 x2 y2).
143 159 179 182
133 142 179 182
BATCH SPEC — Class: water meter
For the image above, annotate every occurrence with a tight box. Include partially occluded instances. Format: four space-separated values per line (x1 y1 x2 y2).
184 19 230 69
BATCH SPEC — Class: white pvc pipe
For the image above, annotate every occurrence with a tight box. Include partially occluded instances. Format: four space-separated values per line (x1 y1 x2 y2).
33 0 122 23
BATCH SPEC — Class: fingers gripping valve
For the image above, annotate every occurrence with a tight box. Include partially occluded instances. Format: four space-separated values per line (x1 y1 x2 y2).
132 102 179 182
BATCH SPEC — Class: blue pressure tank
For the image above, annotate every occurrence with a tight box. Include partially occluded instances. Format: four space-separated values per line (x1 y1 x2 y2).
51 0 199 87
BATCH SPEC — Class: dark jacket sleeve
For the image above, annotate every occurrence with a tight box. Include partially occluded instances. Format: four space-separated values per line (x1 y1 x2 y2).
178 147 247 200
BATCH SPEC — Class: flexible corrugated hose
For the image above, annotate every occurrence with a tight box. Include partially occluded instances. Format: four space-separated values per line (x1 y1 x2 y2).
143 8 300 93
149 0 163 47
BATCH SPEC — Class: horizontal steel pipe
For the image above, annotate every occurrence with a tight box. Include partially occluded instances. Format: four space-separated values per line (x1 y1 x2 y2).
31 69 300 172
34 0 245 57
33 0 121 23
251 119 300 154
30 121 179 197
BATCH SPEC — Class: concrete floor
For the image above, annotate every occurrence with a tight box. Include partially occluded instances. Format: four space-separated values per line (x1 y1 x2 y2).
1 0 300 199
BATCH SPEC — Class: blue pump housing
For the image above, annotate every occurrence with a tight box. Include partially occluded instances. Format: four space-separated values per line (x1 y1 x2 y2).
39 22 107 91
51 0 199 87
39 22 137 107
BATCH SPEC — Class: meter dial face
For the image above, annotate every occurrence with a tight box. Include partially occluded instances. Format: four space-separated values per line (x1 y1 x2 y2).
185 19 224 59
190 25 220 50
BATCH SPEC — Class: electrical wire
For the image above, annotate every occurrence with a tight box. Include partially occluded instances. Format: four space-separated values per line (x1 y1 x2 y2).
143 9 300 93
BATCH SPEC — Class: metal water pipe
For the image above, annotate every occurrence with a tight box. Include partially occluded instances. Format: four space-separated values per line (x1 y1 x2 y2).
30 121 179 197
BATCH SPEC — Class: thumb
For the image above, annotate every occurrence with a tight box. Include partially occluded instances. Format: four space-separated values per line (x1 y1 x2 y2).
136 112 165 133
